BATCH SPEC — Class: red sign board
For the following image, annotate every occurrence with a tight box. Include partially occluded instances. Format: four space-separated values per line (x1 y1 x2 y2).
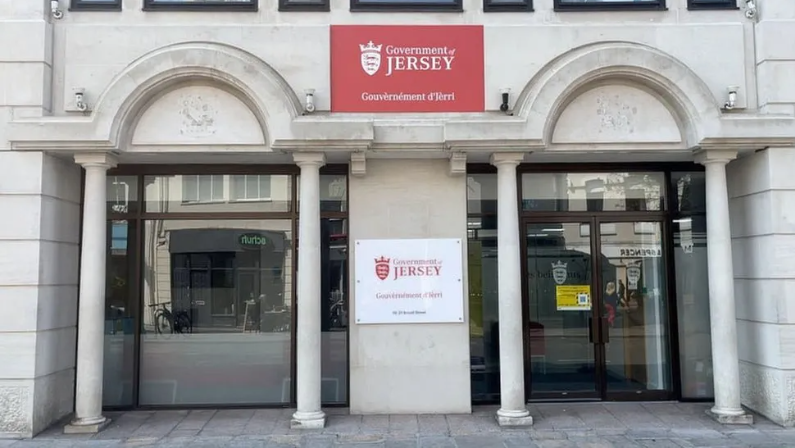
330 25 485 113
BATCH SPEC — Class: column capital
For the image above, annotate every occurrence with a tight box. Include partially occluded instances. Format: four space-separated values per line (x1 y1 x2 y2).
293 152 326 167
490 152 525 167
74 153 118 169
694 149 738 166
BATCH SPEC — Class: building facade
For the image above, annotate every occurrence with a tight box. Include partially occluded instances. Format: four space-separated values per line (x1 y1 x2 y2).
2 0 795 439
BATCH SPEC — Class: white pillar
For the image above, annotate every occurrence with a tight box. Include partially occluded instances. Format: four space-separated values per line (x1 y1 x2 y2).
491 153 533 427
65 153 117 434
291 152 326 429
696 149 752 425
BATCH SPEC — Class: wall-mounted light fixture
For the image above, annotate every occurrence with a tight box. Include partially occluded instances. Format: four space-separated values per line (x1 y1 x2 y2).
745 0 757 20
304 89 316 114
499 88 511 114
74 87 88 112
723 85 739 110
51 0 63 19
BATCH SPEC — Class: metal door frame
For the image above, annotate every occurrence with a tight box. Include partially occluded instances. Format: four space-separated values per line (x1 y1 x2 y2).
521 214 675 402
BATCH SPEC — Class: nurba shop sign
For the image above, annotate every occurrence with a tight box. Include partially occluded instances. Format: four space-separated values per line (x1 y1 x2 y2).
239 233 270 249
330 25 485 113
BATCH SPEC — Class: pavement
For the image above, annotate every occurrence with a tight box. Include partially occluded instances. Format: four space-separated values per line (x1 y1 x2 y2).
5 403 795 447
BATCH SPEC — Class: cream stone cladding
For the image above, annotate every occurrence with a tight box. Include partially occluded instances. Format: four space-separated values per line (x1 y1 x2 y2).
4 0 795 438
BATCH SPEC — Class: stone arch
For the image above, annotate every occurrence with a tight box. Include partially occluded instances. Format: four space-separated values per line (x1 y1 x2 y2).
513 41 722 148
90 41 302 150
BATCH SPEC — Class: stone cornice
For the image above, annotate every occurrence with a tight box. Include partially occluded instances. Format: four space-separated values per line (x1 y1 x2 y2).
7 112 795 156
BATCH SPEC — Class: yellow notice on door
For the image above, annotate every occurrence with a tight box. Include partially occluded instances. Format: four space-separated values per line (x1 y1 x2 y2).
556 285 591 311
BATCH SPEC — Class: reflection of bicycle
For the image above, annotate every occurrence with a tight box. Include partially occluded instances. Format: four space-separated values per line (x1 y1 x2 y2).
150 303 192 334
329 296 347 328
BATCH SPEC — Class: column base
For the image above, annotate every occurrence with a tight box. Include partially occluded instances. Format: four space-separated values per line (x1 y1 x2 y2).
290 410 326 429
496 409 534 427
64 416 111 434
706 408 754 425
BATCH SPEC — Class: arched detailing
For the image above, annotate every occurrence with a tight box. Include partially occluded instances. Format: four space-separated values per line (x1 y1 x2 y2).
513 41 721 148
90 41 302 149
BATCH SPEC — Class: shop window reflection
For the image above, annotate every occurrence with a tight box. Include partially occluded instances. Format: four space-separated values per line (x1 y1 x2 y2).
320 218 348 404
671 172 712 398
467 216 500 403
144 174 292 213
103 219 137 407
107 176 138 215
138 219 293 406
521 172 665 212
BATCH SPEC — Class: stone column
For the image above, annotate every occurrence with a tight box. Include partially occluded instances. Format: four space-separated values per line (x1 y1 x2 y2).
291 152 326 429
695 149 752 425
65 153 117 434
490 153 533 427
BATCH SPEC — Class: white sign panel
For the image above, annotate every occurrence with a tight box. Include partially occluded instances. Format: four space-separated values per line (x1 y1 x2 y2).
354 238 464 324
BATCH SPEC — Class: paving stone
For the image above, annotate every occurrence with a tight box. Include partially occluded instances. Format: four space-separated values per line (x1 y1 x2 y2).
626 429 671 440
417 416 448 436
638 440 683 448
728 432 778 445
170 410 215 432
453 434 505 448
361 416 390 434
577 442 624 448
335 444 385 448
323 415 362 434
534 440 578 448
527 430 566 440
681 438 745 447
384 438 417 448
670 429 724 440
417 436 455 448
599 435 644 448
389 416 419 436
22 403 795 448
301 435 336 448
503 436 541 448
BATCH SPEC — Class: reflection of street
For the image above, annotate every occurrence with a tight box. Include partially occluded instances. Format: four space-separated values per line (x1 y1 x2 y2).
101 332 348 406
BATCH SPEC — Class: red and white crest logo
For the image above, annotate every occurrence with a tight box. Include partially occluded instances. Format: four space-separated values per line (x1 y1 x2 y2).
374 256 390 280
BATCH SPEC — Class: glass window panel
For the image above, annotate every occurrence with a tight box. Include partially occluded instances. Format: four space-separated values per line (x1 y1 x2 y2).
103 220 137 407
671 172 706 214
211 175 225 201
319 218 348 404
107 175 138 215
198 175 213 202
673 214 713 398
521 172 665 212
260 175 272 199
466 174 497 215
526 221 596 395
139 219 294 405
468 216 500 402
231 175 246 201
245 175 258 199
600 221 672 393
145 175 292 213
297 175 348 213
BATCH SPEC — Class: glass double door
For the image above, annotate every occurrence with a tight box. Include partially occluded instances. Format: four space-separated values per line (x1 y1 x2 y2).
523 217 673 401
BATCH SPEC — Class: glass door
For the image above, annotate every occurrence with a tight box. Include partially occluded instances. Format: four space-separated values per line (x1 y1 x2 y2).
524 218 673 401
524 220 601 399
597 220 673 400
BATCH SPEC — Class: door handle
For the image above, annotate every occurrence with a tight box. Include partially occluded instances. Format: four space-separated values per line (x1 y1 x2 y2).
601 317 610 344
588 317 600 344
